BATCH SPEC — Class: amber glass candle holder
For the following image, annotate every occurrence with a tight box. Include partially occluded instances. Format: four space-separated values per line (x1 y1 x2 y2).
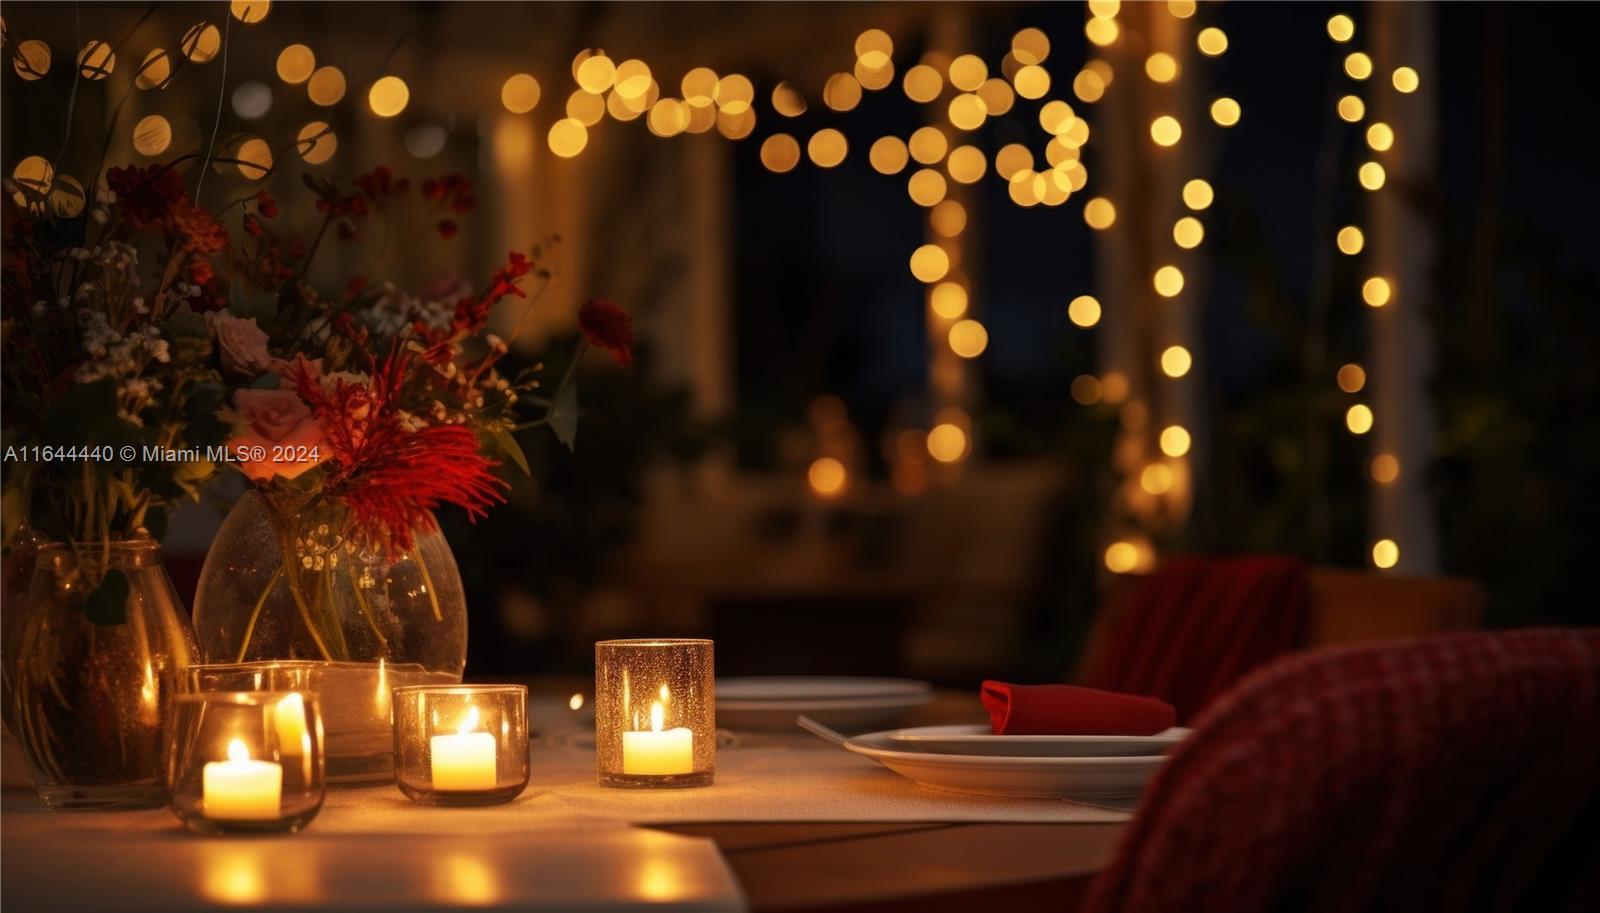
165 691 326 834
595 639 715 788
392 685 528 805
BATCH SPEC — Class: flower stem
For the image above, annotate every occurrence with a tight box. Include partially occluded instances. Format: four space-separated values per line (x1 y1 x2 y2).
234 564 283 663
412 548 443 623
347 559 390 653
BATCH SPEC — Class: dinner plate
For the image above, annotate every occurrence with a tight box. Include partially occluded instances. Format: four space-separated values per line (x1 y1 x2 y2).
844 730 1167 800
884 724 1191 758
716 677 933 731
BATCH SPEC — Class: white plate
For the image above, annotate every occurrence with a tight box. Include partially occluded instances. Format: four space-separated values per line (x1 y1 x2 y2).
845 731 1166 800
885 724 1191 758
718 694 932 732
717 676 932 702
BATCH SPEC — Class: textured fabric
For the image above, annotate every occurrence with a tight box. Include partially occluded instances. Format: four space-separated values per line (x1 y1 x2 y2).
1081 628 1600 913
980 681 1175 736
1080 554 1310 722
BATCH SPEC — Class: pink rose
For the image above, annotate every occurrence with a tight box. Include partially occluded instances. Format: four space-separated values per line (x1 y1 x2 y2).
225 388 330 482
266 352 324 383
207 312 273 376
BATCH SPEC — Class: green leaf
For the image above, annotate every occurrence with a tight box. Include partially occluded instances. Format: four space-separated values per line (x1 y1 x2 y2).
164 304 209 339
491 425 532 476
250 372 281 390
83 569 129 625
549 381 579 452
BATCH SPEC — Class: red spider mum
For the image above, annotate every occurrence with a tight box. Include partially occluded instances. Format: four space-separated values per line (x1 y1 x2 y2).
578 298 634 366
255 190 278 218
292 348 506 556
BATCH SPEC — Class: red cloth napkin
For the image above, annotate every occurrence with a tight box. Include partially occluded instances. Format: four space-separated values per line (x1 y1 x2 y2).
981 681 1176 736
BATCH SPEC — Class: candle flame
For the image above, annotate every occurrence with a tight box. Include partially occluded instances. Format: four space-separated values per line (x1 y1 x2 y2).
650 700 664 733
659 683 670 702
458 705 481 735
568 692 585 711
227 738 250 764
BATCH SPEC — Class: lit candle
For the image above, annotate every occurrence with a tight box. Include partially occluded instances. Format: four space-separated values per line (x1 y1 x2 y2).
273 693 309 756
622 701 694 775
203 739 283 820
430 706 498 791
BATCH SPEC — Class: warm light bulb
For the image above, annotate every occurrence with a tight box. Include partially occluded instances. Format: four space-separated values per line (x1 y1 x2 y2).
1358 161 1386 191
1346 404 1374 434
1160 425 1191 457
1173 217 1204 249
1336 226 1365 255
1392 66 1420 94
1150 115 1182 147
1336 363 1366 393
1182 179 1213 210
1160 345 1192 377
1153 266 1185 298
1362 277 1392 307
1084 197 1116 229
1210 97 1241 127
1196 27 1228 56
1372 538 1399 569
1068 295 1102 328
1327 14 1355 43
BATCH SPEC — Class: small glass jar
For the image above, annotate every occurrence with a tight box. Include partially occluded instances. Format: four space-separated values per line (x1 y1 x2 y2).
392 685 529 805
595 639 715 788
165 691 325 834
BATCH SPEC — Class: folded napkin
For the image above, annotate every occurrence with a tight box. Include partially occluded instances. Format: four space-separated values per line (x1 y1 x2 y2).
981 681 1176 736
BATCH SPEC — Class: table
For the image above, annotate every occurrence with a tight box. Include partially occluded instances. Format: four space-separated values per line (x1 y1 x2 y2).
0 691 1128 911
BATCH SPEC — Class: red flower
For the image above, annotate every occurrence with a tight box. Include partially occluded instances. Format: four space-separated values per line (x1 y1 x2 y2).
171 201 229 255
256 190 278 218
243 213 263 238
106 166 186 229
578 298 634 366
437 219 457 239
190 259 215 285
292 349 506 556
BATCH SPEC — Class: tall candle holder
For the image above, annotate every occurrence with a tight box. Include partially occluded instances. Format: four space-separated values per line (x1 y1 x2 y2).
392 685 529 805
595 639 715 788
165 691 325 834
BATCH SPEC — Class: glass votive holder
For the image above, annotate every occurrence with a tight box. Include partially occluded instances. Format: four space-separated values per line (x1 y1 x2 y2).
392 685 529 805
595 638 715 789
165 691 326 834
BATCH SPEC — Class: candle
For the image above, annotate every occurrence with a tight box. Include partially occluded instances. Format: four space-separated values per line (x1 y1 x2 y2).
431 706 498 791
622 701 694 775
203 739 283 820
273 693 309 755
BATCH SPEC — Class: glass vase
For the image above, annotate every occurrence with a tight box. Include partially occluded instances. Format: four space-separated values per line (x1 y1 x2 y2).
11 538 198 809
191 490 467 783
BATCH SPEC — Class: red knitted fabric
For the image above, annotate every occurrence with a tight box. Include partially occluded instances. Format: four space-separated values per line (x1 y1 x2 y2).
1081 629 1600 913
981 682 1175 736
1080 554 1310 722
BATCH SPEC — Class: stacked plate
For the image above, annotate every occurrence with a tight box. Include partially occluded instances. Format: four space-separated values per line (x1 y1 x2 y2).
717 676 933 731
841 724 1190 801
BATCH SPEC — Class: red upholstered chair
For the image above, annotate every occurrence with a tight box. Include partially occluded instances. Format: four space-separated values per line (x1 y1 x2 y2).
1081 629 1600 913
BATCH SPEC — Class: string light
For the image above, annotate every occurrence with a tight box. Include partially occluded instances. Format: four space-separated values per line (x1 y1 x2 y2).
909 244 950 282
368 76 409 117
1172 217 1204 249
1145 52 1179 83
948 319 989 358
760 134 800 173
13 40 51 80
1336 363 1367 393
929 282 968 319
1210 97 1241 127
1362 277 1392 307
807 128 848 168
547 118 588 157
1071 375 1103 405
1344 52 1373 81
1392 66 1420 93
1345 404 1374 434
1358 161 1386 190
927 423 969 463
1083 197 1116 229
501 74 541 114
1337 95 1365 122
1160 426 1191 457
1196 27 1228 56
307 66 346 105
1140 464 1175 495
1153 265 1185 297
1160 345 1192 377
1182 178 1213 210
1150 115 1183 147
1068 295 1101 328
1371 454 1401 483
1327 14 1355 43
808 458 847 498
1337 226 1365 255
1366 122 1394 151
1372 538 1400 569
